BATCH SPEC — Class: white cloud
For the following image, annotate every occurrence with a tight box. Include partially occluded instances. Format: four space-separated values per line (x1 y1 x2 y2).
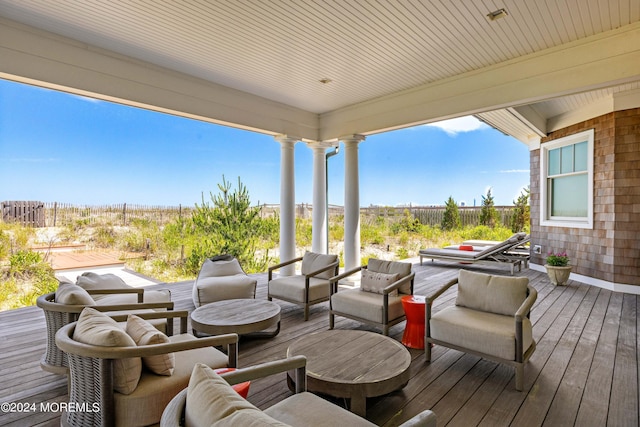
423 116 489 135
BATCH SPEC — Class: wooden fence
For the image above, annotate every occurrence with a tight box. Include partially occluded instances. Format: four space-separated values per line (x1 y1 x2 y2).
1 201 516 228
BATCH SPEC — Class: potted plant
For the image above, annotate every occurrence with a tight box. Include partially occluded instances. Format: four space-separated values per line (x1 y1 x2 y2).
545 251 572 285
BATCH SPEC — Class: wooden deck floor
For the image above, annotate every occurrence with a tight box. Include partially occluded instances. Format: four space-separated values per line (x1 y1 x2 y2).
1 260 638 426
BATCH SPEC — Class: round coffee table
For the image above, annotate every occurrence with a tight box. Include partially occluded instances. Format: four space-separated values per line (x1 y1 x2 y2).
191 299 281 337
286 330 411 417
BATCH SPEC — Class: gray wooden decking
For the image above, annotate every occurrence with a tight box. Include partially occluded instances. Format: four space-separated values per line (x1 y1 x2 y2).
1 260 638 426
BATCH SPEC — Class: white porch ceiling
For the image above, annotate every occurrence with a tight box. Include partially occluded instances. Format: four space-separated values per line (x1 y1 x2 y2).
1 1 639 143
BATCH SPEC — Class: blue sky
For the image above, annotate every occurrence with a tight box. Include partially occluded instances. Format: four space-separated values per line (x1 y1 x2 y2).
0 79 530 207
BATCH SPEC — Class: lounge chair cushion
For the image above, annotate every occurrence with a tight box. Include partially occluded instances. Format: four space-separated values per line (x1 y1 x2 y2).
269 276 330 303
73 308 141 395
126 314 175 376
331 289 404 323
185 363 285 427
360 270 399 296
367 259 412 294
456 270 529 316
116 337 230 427
265 392 377 427
55 282 96 305
301 251 338 279
430 305 533 360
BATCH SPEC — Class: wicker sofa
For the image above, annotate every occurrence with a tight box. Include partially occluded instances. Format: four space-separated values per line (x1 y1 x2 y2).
161 357 437 427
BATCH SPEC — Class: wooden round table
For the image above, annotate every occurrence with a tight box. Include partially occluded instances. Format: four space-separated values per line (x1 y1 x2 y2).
286 330 411 417
191 299 281 337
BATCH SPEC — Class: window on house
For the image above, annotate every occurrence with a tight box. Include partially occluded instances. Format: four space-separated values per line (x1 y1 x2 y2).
540 129 593 228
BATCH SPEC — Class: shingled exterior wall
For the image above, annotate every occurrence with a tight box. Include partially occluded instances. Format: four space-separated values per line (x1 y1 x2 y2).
530 107 640 287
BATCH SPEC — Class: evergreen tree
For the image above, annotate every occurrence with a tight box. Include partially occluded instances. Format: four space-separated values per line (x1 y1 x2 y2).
510 187 530 232
479 188 499 228
441 196 461 230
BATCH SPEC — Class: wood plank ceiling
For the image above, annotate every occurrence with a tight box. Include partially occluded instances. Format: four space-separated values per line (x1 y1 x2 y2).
0 0 639 141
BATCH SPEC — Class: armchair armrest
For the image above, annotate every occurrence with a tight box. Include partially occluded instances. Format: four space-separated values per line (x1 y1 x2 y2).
108 309 188 336
329 265 364 294
382 272 415 295
268 256 303 279
220 355 307 393
88 288 145 303
425 278 458 305
515 285 538 321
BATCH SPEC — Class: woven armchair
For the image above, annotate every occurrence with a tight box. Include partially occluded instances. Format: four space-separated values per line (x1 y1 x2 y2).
37 288 172 375
56 310 238 427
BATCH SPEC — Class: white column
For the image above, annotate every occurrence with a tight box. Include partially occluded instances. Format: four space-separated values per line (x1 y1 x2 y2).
342 135 365 271
306 141 337 254
276 135 298 276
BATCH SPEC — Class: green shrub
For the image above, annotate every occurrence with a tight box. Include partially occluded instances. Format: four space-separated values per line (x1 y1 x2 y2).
396 247 409 260
441 196 461 230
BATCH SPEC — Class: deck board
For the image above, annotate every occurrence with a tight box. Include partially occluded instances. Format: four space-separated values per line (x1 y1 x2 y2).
0 260 638 426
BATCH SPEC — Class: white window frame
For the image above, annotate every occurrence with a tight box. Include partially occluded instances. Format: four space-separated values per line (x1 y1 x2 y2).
540 129 594 229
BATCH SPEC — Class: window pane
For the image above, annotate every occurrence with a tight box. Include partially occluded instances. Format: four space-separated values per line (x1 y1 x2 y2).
551 174 588 217
574 141 588 172
560 145 574 174
548 148 560 175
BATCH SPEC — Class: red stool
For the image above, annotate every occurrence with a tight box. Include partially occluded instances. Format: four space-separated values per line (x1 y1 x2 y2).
401 295 426 349
458 245 474 264
214 368 251 398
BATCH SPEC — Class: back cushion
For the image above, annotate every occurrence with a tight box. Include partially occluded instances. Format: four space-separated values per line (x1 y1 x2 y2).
198 258 244 278
455 269 529 316
76 272 130 291
367 259 412 294
56 282 96 305
301 252 338 280
360 270 399 296
185 363 262 427
126 314 174 376
73 308 141 395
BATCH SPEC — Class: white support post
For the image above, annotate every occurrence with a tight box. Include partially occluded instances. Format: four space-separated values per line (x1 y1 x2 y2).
341 135 365 272
306 141 336 254
276 135 298 276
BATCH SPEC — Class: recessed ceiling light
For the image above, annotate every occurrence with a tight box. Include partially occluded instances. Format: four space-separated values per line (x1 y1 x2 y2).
487 8 508 21
319 78 332 84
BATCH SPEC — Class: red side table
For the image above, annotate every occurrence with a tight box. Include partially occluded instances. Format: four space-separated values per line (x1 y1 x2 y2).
401 295 426 349
458 244 474 264
214 367 251 398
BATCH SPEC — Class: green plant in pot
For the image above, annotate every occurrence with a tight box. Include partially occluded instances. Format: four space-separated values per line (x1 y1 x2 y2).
545 251 571 285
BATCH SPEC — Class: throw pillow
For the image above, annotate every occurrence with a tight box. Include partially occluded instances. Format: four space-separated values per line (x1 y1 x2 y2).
73 307 142 394
125 314 175 376
360 270 399 296
55 281 96 305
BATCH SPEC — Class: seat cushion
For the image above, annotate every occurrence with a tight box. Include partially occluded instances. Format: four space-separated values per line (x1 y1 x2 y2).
430 306 533 360
456 270 529 316
94 289 171 305
115 335 229 427
56 282 96 305
269 276 330 303
360 270 399 296
265 392 376 427
193 275 257 306
367 259 412 294
331 289 404 324
72 308 141 395
301 251 338 279
126 314 175 376
185 363 272 427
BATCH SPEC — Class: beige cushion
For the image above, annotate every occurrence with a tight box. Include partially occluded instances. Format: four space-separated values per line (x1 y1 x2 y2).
193 275 257 307
73 308 141 395
116 335 229 427
76 272 130 290
126 314 175 376
198 258 245 278
331 289 405 323
265 392 377 427
185 363 265 427
300 251 338 280
268 276 330 303
360 270 399 296
96 289 171 305
430 305 533 361
56 282 96 305
456 270 529 316
367 259 412 294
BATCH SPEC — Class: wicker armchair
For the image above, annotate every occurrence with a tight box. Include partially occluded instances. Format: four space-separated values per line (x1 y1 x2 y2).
268 251 339 321
37 287 172 375
329 259 414 335
56 309 238 427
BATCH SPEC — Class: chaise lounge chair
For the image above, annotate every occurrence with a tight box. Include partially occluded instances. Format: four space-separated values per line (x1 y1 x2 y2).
418 233 530 275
